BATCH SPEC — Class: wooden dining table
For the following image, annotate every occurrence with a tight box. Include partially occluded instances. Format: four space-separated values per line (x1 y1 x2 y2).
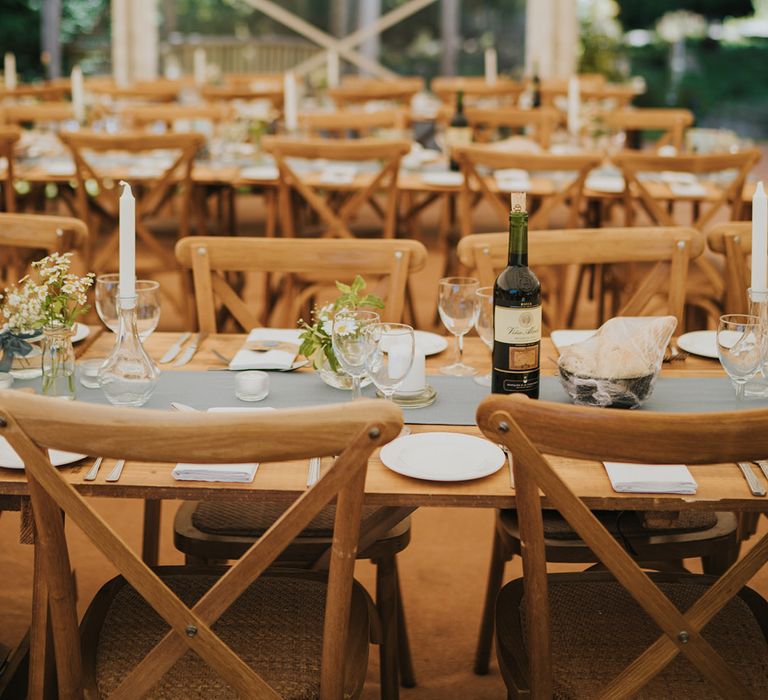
3 331 768 696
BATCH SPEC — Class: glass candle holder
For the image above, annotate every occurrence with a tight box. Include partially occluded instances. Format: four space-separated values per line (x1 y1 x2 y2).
745 287 768 398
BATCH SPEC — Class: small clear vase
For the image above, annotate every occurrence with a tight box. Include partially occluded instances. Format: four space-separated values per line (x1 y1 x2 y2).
41 324 76 400
98 300 159 406
745 287 768 398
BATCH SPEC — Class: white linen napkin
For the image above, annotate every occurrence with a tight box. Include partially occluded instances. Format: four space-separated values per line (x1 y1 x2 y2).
668 182 707 197
603 462 697 495
319 164 357 184
229 328 301 371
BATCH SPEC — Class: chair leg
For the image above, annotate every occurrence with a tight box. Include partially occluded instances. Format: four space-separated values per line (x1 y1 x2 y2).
141 500 161 567
474 523 508 675
375 555 399 700
702 537 740 576
393 558 416 688
184 553 209 567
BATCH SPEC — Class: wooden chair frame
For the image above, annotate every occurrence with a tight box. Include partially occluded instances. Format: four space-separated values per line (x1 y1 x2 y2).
603 108 694 151
328 77 423 108
463 107 560 148
298 109 407 138
262 136 410 239
0 102 76 127
707 221 752 315
58 131 204 273
176 236 427 331
431 77 525 108
453 145 601 236
477 394 768 699
0 126 20 213
120 103 235 130
457 226 703 330
0 391 401 699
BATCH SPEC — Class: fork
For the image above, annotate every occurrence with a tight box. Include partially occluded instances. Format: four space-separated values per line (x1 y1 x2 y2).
306 457 321 488
83 457 103 482
105 459 126 483
500 445 514 489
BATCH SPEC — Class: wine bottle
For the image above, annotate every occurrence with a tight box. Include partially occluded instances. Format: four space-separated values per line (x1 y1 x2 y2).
492 192 541 398
531 63 542 108
446 90 471 172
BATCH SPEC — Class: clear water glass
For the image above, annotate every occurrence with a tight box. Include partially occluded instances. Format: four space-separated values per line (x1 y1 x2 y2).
474 287 494 387
364 323 415 401
95 274 161 339
438 277 479 376
717 314 764 400
332 309 380 400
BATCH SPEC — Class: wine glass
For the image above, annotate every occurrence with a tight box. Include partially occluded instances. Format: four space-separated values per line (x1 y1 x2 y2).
474 287 494 386
438 277 479 376
95 274 161 339
364 323 415 401
717 314 764 400
332 309 380 400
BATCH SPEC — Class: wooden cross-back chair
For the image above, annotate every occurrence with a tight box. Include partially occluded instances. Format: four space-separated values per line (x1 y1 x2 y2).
262 136 410 240
457 226 703 331
0 213 89 288
0 102 76 128
120 103 235 130
539 81 637 110
329 77 423 108
176 236 428 330
477 395 768 699
87 81 180 103
707 221 751 315
298 109 408 138
462 107 560 148
0 126 20 213
603 108 694 151
2 390 402 699
431 77 525 108
452 145 601 237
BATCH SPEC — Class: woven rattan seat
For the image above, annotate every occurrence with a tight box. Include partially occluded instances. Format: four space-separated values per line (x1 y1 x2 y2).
84 572 370 699
497 574 768 700
192 501 381 538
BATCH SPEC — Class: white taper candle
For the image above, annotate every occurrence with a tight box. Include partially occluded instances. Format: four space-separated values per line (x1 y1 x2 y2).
193 48 206 86
284 71 298 133
327 51 340 89
4 53 17 91
71 65 85 123
567 75 580 137
752 181 768 291
118 181 136 307
484 48 498 86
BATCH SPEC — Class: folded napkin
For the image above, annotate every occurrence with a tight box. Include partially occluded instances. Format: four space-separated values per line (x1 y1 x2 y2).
494 168 532 192
319 164 357 185
172 462 259 483
229 329 301 371
669 182 707 197
604 462 697 495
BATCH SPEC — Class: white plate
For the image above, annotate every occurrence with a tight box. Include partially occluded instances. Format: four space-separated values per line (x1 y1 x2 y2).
414 331 448 356
676 330 718 359
586 174 625 193
0 437 85 470
380 432 505 482
550 329 596 351
240 165 279 181
19 323 90 345
420 172 463 187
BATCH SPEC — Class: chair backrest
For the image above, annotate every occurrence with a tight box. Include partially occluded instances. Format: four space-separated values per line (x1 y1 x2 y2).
0 126 20 212
262 135 410 239
463 107 560 148
120 103 235 130
603 108 694 151
200 84 284 108
457 226 703 330
477 393 768 699
298 109 407 138
539 80 637 110
431 77 525 107
452 144 602 234
0 390 402 699
612 149 760 230
0 101 76 127
176 236 428 331
329 77 423 108
87 80 179 103
707 221 752 314
58 130 204 272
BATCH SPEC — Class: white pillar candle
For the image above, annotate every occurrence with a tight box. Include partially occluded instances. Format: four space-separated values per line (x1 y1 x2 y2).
327 50 340 88
118 181 136 307
398 352 426 393
388 345 412 381
484 48 498 86
752 181 768 291
283 70 298 133
193 48 206 86
71 65 85 123
567 75 580 137
4 53 17 91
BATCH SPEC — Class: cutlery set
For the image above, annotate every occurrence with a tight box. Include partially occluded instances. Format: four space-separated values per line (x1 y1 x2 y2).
82 457 125 482
160 331 206 366
738 461 768 497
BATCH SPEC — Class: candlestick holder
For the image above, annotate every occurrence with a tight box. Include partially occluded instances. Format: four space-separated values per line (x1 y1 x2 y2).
98 297 159 406
745 287 768 398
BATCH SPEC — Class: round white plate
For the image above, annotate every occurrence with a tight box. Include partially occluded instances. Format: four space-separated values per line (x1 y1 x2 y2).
414 331 448 356
676 330 718 359
585 174 625 193
380 432 505 482
0 437 85 470
421 171 463 187
15 323 90 345
240 165 279 181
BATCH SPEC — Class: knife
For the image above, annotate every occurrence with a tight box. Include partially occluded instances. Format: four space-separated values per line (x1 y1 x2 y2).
105 459 126 483
160 332 191 364
757 460 768 482
737 462 767 497
173 333 202 367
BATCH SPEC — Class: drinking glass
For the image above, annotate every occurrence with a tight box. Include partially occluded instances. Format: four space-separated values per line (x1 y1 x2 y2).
95 274 161 339
474 287 494 386
332 309 380 400
438 277 479 376
364 323 415 401
717 314 764 400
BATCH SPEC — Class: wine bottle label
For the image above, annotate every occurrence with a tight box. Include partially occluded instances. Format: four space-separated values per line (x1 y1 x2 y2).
494 306 542 345
445 126 472 146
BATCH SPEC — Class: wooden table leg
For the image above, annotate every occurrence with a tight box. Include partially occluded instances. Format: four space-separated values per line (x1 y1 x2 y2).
142 500 162 567
28 540 55 698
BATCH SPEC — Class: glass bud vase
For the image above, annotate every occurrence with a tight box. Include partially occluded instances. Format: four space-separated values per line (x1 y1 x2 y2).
42 324 76 400
746 287 768 398
99 299 159 407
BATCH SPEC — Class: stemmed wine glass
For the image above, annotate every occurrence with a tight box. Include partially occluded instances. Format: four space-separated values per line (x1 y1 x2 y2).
364 323 416 401
95 274 161 339
717 314 764 400
332 309 380 400
474 287 494 386
438 277 479 376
